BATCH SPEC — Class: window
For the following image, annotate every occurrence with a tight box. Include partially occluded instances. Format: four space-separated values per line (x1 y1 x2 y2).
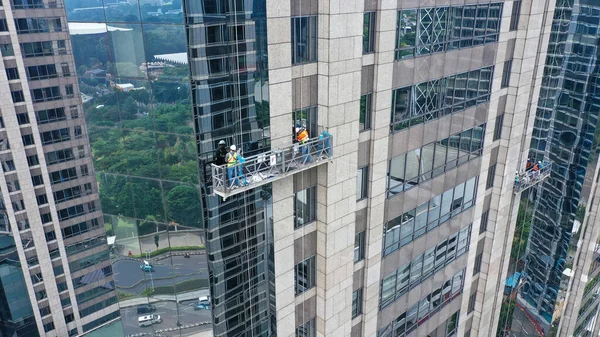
36 107 66 124
81 165 89 176
11 90 25 103
395 4 501 60
50 167 77 184
295 255 316 295
69 250 109 273
16 113 30 125
363 12 376 54
501 60 512 88
0 19 7 32
6 180 20 192
62 220 94 238
292 16 317 64
294 186 316 229
2 160 15 172
27 64 57 80
31 86 61 102
296 317 315 337
509 1 521 31
36 194 48 205
22 134 34 146
493 114 504 141
292 106 317 140
473 252 483 275
378 271 465 336
468 293 476 313
486 164 496 189
383 178 477 256
380 225 472 308
21 41 53 57
391 67 493 132
357 167 369 200
205 24 225 44
354 231 365 262
480 210 489 234
61 62 70 76
49 248 60 259
46 148 74 165
65 313 74 323
388 125 485 196
36 289 47 300
0 44 14 56
57 40 66 53
6 68 19 80
45 230 56 242
32 175 43 185
14 18 59 34
40 212 52 224
360 93 372 131
65 84 74 97
12 0 46 8
12 200 25 211
54 185 83 203
43 322 54 332
352 288 363 318
40 306 51 317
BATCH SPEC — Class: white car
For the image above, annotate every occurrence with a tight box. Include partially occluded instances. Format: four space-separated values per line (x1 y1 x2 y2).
138 314 161 327
198 296 210 306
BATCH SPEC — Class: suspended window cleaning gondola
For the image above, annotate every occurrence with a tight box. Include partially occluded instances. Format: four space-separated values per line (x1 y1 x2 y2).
211 132 333 200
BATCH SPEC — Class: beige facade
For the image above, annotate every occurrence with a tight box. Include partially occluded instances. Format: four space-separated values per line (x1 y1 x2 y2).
265 0 554 336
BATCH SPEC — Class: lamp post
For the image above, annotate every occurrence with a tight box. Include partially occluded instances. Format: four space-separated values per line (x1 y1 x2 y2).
146 250 154 291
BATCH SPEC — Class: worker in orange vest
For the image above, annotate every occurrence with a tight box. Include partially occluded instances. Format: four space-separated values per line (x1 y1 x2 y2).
296 127 312 163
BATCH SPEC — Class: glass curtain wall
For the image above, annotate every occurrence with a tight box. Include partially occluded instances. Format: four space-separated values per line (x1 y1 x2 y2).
0 235 40 337
504 0 600 336
184 0 275 336
64 0 209 335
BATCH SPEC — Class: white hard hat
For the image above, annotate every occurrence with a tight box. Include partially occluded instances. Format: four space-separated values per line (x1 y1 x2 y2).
516 171 519 174
230 145 237 151
295 127 301 133
219 140 226 145
538 161 541 164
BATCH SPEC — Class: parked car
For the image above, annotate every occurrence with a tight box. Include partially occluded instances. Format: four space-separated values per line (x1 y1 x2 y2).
138 314 161 327
137 304 156 315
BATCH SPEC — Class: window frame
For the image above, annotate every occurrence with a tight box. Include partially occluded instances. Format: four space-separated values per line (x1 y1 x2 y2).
486 164 496 190
509 0 521 31
363 12 376 54
501 59 513 88
352 288 363 318
291 16 318 65
294 186 317 229
357 166 369 201
354 231 365 262
360 93 372 131
295 255 316 296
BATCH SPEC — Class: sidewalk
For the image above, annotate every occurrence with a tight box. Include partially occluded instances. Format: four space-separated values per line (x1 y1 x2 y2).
119 289 210 308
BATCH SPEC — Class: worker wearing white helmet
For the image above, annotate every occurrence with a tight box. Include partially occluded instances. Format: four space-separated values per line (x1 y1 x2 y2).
215 140 228 166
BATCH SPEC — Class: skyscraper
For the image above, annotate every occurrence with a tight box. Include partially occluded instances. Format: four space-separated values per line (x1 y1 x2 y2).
0 0 118 335
0 0 563 337
504 1 600 336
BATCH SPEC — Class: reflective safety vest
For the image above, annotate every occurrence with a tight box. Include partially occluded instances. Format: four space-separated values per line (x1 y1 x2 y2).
226 152 239 167
297 129 309 143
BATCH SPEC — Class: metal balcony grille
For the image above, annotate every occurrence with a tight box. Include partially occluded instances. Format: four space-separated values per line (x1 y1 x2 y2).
212 135 333 200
